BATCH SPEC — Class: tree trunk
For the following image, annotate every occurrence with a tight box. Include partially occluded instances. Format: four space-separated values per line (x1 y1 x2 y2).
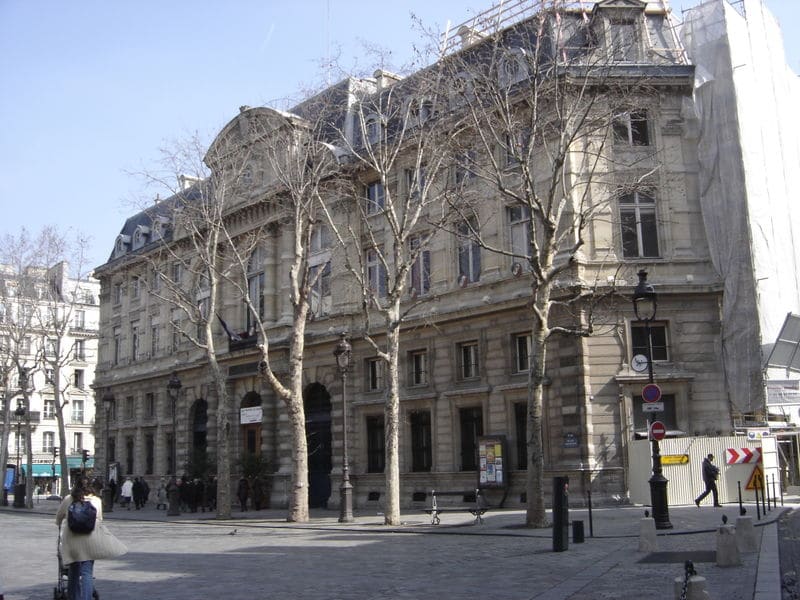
383 314 401 525
209 358 232 519
525 303 550 528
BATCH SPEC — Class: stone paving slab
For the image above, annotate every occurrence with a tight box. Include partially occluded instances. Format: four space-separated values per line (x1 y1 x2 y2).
0 498 790 599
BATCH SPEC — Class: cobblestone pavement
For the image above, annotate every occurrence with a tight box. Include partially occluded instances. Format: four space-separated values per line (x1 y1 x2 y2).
0 498 790 600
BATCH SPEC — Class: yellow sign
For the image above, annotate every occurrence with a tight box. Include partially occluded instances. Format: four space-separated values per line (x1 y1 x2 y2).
662 454 690 465
745 464 764 491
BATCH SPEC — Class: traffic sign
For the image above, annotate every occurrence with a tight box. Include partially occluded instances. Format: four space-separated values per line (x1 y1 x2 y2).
642 402 664 413
642 383 662 403
745 464 764 491
650 421 666 440
725 447 762 464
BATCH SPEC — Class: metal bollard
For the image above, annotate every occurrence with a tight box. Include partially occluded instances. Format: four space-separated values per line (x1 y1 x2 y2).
572 520 585 543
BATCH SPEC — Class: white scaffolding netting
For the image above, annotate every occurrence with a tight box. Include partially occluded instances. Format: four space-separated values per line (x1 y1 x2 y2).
681 0 800 414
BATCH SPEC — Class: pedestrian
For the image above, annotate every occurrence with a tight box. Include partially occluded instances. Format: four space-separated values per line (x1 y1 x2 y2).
237 476 249 512
252 476 263 511
107 479 117 507
141 478 150 508
120 477 133 510
55 477 127 600
132 477 144 510
156 478 167 510
206 476 217 512
695 453 721 507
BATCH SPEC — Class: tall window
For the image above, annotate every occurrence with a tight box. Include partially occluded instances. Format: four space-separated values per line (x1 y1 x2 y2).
409 410 432 472
145 392 155 418
43 399 55 419
72 432 83 454
71 399 84 424
113 326 121 365
409 235 431 297
171 262 183 285
508 205 531 265
73 310 86 329
126 436 134 474
404 166 426 200
366 248 387 298
619 190 659 258
130 321 140 362
73 339 86 361
171 309 183 352
453 148 476 186
73 369 85 390
42 431 55 453
459 407 483 471
631 322 669 362
457 219 481 284
458 341 480 380
112 283 122 305
145 434 154 475
365 181 385 215
365 115 382 145
613 111 650 146
515 402 528 470
130 276 140 300
150 318 160 357
309 224 331 317
610 18 638 62
196 274 210 342
247 247 265 330
408 350 428 386
366 358 384 392
125 396 135 420
633 393 677 433
366 415 385 473
514 333 532 373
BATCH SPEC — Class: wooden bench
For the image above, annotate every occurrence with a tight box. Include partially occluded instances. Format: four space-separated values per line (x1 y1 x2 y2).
424 488 488 525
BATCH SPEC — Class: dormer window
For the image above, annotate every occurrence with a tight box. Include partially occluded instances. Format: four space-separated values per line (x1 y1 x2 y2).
610 18 638 61
592 0 647 63
132 225 150 250
114 235 131 258
498 49 528 88
365 115 383 145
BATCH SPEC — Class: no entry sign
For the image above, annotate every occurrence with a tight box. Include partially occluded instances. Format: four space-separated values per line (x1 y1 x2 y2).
642 383 662 403
650 421 667 441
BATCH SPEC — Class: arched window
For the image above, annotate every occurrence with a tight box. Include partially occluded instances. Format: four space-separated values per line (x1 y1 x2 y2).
247 247 265 331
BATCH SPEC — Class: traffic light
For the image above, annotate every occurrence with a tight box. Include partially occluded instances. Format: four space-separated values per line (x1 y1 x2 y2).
81 449 89 462
52 447 59 458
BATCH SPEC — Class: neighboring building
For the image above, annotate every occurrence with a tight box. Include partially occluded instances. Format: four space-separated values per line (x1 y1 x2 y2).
94 0 751 510
0 261 100 492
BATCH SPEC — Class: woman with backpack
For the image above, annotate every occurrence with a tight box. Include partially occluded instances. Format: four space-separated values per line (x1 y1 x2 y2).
55 478 127 600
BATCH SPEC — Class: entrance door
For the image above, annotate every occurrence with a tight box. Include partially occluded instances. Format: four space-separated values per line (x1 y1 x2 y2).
305 383 332 508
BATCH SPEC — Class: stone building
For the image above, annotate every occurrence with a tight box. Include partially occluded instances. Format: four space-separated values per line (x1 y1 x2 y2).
1 261 100 496
93 0 738 511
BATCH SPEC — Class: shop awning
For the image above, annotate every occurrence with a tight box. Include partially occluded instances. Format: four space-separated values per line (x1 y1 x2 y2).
21 458 94 478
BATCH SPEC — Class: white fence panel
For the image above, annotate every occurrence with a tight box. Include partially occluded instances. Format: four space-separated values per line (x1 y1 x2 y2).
628 435 780 506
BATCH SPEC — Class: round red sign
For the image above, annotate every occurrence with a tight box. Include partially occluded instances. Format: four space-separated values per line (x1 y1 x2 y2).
642 383 662 403
650 420 667 441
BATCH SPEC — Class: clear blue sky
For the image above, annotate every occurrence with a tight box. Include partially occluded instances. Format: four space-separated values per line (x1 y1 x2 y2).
1 0 797 271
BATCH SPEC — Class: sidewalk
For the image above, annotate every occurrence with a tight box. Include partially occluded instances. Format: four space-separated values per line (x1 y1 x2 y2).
3 494 794 599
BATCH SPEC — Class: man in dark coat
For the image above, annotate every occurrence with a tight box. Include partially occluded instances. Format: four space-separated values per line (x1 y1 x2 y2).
237 477 249 512
695 454 721 507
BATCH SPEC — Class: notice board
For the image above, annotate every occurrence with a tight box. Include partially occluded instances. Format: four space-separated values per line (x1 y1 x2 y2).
477 435 507 489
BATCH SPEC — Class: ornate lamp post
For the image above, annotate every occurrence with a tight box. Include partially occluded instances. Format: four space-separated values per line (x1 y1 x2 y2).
632 269 672 530
333 333 354 523
102 388 114 512
166 371 182 516
13 398 26 508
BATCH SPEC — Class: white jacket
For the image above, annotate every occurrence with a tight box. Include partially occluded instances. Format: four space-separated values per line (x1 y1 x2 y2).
55 494 127 565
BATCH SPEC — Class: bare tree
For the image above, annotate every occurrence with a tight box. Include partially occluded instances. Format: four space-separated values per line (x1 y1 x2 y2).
0 227 94 503
319 65 466 525
436 3 664 526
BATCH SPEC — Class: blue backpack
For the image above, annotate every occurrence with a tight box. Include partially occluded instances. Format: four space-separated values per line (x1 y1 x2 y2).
67 499 97 534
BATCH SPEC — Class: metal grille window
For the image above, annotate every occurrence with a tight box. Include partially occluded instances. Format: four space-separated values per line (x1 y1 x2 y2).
459 407 483 471
366 415 385 473
620 191 659 258
410 410 432 472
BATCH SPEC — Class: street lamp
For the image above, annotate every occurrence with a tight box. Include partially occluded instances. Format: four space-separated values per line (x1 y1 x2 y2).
14 399 26 508
632 269 672 530
333 333 354 523
166 371 182 516
102 389 114 512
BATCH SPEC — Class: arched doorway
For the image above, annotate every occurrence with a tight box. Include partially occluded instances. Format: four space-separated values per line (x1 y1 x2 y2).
304 383 332 508
189 399 209 478
241 391 262 457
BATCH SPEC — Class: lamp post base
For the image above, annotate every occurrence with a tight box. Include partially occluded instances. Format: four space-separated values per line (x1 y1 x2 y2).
13 483 25 508
649 475 673 529
102 487 114 513
339 478 354 523
167 488 181 516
